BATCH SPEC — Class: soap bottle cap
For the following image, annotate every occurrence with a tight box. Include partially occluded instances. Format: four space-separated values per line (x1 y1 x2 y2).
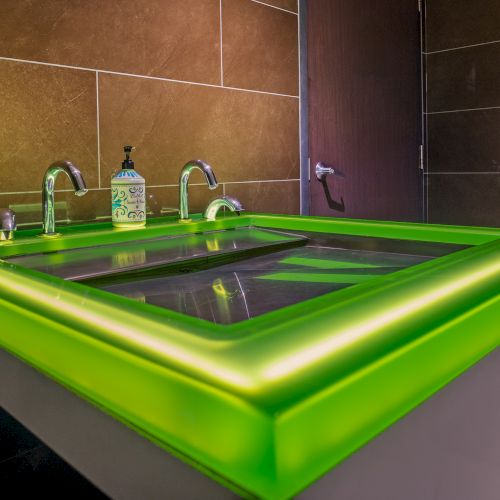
122 145 135 169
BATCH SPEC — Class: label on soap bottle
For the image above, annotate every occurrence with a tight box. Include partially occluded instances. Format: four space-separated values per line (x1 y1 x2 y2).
111 171 146 226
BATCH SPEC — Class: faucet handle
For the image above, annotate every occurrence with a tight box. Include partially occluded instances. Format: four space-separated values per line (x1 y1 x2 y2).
315 161 345 181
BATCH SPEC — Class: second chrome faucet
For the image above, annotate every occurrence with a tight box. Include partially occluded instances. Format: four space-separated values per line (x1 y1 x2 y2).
178 160 218 222
178 159 244 222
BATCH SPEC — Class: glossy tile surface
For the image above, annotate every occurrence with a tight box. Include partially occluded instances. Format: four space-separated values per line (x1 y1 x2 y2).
0 184 227 227
149 184 225 217
427 44 500 112
222 0 299 95
426 0 500 52
226 181 300 214
99 74 299 185
0 191 109 228
427 174 500 227
427 109 500 172
427 110 500 173
0 0 300 221
425 0 500 227
0 60 98 192
0 0 220 84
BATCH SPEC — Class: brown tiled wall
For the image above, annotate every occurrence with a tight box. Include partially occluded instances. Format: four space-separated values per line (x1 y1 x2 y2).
0 0 299 227
425 0 500 227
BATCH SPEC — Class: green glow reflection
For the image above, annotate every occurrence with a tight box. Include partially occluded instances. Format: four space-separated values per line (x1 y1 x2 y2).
257 272 378 284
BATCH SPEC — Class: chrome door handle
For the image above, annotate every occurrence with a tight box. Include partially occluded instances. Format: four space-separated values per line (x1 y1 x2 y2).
315 162 345 181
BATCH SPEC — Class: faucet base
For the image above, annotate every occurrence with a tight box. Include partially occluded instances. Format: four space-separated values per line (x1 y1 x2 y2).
0 231 14 242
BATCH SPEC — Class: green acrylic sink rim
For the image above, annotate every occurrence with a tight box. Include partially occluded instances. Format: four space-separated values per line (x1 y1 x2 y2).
1 213 499 259
0 213 499 499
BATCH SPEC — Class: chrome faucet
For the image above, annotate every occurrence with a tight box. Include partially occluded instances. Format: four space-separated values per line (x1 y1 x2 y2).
0 208 16 242
203 196 244 221
41 160 88 236
179 160 218 221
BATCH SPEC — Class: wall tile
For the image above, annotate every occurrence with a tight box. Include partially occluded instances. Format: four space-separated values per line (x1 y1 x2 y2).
98 73 299 186
225 180 300 214
0 184 225 227
0 0 220 85
427 44 500 112
0 60 98 193
426 0 500 52
0 0 300 224
425 3 500 227
256 0 298 13
146 184 224 217
427 110 500 173
222 0 298 95
427 174 500 227
0 190 108 227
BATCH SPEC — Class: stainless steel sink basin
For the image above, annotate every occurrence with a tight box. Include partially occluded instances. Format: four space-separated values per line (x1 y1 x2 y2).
6 225 469 325
73 229 469 325
5 227 308 281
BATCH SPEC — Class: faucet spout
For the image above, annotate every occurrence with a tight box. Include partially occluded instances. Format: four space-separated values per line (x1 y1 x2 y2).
42 160 88 236
179 160 218 221
203 196 244 221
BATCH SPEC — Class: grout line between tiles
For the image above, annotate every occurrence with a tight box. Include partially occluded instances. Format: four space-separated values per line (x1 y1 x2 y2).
224 178 300 184
424 172 500 175
426 106 500 115
223 86 298 99
219 0 224 86
248 0 298 15
425 176 429 224
424 39 500 55
424 6 430 241
0 180 301 196
0 188 111 196
298 0 302 215
425 123 429 222
0 56 299 99
95 71 101 188
419 1 426 223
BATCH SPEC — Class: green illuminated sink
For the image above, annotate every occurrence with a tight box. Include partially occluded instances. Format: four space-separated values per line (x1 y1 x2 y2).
0 213 499 499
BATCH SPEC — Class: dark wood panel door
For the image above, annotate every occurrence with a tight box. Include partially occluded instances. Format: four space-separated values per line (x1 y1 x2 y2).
308 0 422 221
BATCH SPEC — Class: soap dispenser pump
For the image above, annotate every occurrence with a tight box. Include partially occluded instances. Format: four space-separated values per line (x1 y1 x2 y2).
111 146 146 228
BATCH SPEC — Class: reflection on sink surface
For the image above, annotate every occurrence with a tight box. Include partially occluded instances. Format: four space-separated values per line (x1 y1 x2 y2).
5 227 307 280
83 231 469 325
6 225 469 325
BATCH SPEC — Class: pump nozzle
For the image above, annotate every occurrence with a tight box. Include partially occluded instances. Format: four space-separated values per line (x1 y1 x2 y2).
122 145 136 169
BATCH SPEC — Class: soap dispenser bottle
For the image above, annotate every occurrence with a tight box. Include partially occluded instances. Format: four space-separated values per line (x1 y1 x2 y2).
111 146 146 228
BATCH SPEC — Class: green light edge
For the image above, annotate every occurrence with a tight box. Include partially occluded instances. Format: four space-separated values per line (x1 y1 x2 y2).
0 213 498 499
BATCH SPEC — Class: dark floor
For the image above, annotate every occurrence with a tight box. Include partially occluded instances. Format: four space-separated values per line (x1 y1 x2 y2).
0 407 107 498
